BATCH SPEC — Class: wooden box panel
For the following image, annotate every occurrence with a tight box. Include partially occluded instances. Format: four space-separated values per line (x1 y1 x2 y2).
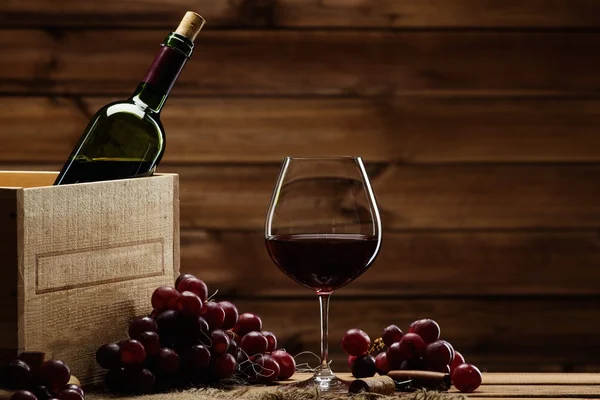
0 171 180 384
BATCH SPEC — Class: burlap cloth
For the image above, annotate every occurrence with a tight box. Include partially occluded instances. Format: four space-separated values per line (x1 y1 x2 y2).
87 386 469 400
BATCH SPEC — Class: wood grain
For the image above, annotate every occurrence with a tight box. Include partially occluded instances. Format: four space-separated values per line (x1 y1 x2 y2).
0 171 57 188
180 230 600 297
3 30 600 96
231 298 600 371
466 385 600 397
0 174 180 385
3 0 600 28
4 96 600 163
482 373 600 385
3 164 600 230
167 164 600 229
4 0 600 378
77 373 600 400
76 373 600 399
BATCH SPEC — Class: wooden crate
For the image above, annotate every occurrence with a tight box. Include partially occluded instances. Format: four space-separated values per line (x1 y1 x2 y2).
0 171 180 384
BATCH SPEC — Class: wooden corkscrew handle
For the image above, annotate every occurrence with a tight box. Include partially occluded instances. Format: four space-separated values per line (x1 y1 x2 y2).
388 370 452 391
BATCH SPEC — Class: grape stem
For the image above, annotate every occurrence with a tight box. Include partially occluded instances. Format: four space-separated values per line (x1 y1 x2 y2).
206 289 219 302
293 351 329 373
369 337 386 355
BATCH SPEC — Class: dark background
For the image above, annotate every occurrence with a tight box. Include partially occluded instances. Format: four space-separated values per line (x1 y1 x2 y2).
1 0 600 372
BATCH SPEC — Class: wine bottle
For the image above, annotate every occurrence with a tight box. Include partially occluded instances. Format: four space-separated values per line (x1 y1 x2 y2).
54 11 205 185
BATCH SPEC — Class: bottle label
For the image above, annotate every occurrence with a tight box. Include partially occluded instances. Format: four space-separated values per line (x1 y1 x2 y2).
142 46 188 92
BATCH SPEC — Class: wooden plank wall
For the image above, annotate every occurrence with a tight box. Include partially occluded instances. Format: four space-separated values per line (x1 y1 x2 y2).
2 0 600 372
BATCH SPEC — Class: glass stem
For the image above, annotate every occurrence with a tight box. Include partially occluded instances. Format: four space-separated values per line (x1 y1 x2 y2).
316 292 334 378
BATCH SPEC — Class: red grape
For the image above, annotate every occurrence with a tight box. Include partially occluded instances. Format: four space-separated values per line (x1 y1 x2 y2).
271 350 296 380
104 368 125 393
351 354 376 378
218 301 239 330
210 330 230 355
119 340 146 365
375 352 389 375
226 329 237 341
452 363 482 393
399 358 426 370
236 348 250 366
253 354 280 384
138 331 161 357
186 344 211 371
175 274 195 289
123 368 155 394
341 329 370 356
425 340 453 370
240 331 268 356
235 313 262 336
386 342 403 370
439 340 456 362
96 343 121 370
262 331 277 353
31 385 53 400
56 389 84 400
177 277 208 302
40 360 70 393
212 353 236 380
347 355 357 370
159 335 178 349
155 348 180 376
19 352 45 372
409 319 440 344
181 315 209 343
167 296 179 311
155 310 180 336
6 359 32 389
176 291 203 316
151 286 180 311
382 325 404 347
397 333 426 360
128 316 158 339
10 391 36 400
200 302 225 330
227 337 239 356
450 351 466 374
62 385 84 397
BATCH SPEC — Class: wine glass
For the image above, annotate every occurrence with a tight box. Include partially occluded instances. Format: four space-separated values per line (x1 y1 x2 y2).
264 157 382 392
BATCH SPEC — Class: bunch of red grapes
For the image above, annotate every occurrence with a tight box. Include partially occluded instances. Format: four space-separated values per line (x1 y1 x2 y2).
342 319 483 393
1 355 83 400
95 274 296 394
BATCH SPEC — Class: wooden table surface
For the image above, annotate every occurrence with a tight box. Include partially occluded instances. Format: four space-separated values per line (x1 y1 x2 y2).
3 372 600 399
447 372 600 399
113 372 600 399
285 372 600 399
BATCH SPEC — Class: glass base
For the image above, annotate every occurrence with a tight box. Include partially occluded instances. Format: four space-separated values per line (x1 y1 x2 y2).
280 371 350 394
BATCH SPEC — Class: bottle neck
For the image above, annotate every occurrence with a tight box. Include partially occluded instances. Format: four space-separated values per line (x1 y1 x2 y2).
131 33 194 113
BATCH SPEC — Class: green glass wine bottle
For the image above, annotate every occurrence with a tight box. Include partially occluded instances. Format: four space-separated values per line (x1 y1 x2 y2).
54 12 205 185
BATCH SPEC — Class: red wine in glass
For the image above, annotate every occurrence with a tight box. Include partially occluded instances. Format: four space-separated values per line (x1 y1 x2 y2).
266 234 379 293
264 156 381 393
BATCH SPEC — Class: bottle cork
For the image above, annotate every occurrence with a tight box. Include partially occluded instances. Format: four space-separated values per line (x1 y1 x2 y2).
349 376 396 395
175 11 206 42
